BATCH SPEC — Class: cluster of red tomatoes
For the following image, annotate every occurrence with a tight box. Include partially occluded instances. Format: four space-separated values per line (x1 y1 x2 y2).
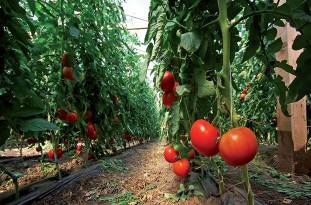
161 71 179 108
239 82 251 102
61 52 75 80
164 119 258 177
164 145 196 177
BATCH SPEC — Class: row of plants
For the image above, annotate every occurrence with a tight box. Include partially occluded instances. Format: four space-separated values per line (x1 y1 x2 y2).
0 0 160 197
145 0 310 204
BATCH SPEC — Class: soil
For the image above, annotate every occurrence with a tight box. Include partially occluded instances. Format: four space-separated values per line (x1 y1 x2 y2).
1 141 311 205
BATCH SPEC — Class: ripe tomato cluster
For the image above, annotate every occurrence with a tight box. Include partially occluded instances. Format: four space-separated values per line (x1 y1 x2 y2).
56 108 78 123
160 71 179 109
163 145 196 177
163 119 258 178
47 148 63 160
61 52 75 80
190 119 258 166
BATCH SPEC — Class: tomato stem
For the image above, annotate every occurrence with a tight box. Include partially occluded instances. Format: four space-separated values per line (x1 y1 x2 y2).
210 158 225 195
217 0 238 127
241 164 254 205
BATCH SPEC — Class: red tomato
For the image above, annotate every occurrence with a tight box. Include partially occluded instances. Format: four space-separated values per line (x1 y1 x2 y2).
61 52 71 67
122 132 132 142
47 148 63 160
188 149 196 159
190 119 219 156
240 93 246 101
112 95 119 104
162 92 176 108
86 122 97 140
66 112 78 123
160 71 175 92
164 146 179 163
62 66 75 80
63 140 69 145
172 159 190 177
57 108 67 120
88 153 95 160
173 81 179 94
219 127 258 166
56 148 63 159
76 143 83 155
84 111 93 122
36 146 42 152
242 88 248 94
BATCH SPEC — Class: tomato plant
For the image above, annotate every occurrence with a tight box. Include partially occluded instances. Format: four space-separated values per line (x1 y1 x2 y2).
146 0 310 204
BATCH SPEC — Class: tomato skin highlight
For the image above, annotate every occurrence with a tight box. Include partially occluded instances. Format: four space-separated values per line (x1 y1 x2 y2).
160 71 175 92
62 66 75 80
172 159 190 177
219 127 258 166
86 122 97 140
66 112 78 123
162 92 176 108
164 146 179 163
190 119 219 157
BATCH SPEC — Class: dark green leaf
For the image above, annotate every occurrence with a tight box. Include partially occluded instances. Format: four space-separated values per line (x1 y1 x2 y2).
19 118 59 132
180 31 202 53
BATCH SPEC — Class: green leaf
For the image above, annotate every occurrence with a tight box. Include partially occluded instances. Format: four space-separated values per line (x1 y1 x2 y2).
0 121 10 146
274 60 296 75
194 69 215 98
189 0 201 10
169 102 180 137
69 26 80 38
9 107 45 118
180 31 202 53
27 0 36 15
176 85 191 96
268 38 283 53
19 118 59 132
146 43 153 67
265 28 277 41
292 35 307 50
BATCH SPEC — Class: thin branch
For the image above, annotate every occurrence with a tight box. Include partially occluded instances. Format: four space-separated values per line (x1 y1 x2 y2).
230 10 291 29
125 14 148 22
127 27 148 30
202 17 220 28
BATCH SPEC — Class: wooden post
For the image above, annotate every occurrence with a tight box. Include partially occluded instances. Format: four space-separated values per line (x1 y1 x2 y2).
275 0 308 174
